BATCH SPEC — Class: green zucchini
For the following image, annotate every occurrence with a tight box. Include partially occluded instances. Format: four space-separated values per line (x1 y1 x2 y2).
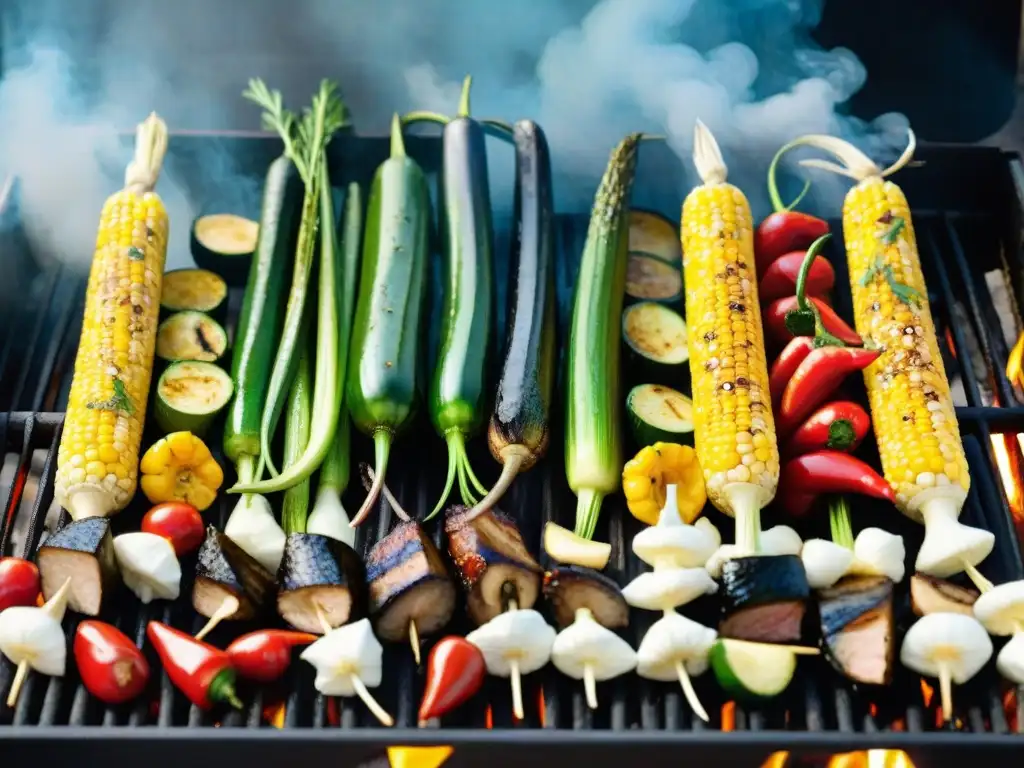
621 301 690 387
626 252 682 307
154 360 234 436
468 119 556 518
160 268 228 321
566 134 643 540
709 638 797 701
190 213 260 286
347 115 431 526
222 156 302 471
626 383 695 447
156 311 228 364
628 209 680 263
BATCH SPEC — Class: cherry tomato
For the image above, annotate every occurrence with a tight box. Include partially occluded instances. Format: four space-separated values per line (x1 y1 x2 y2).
141 502 204 556
0 557 41 612
75 621 150 704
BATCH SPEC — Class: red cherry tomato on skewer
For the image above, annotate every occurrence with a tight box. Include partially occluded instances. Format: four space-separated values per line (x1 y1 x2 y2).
0 557 41 611
142 502 205 556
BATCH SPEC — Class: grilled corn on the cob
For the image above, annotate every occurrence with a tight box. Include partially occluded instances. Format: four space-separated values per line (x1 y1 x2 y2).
786 130 993 577
682 121 779 554
54 114 170 520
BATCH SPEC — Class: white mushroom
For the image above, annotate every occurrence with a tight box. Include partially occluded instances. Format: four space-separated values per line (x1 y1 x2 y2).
622 567 718 611
224 493 286 574
631 509 717 570
694 517 721 550
900 612 993 723
113 532 181 604
466 607 555 721
0 578 70 707
849 528 906 583
307 486 356 548
801 539 855 589
914 493 994 578
996 632 1024 684
300 618 393 726
972 580 1024 636
636 611 717 722
705 525 803 579
551 608 637 709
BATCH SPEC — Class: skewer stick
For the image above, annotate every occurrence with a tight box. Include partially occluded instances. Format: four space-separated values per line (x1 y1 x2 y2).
509 659 525 720
314 602 333 635
938 662 953 723
771 645 821 656
409 620 421 666
675 660 709 723
7 579 72 708
6 662 29 708
962 559 994 593
350 673 394 727
195 596 240 641
583 664 598 710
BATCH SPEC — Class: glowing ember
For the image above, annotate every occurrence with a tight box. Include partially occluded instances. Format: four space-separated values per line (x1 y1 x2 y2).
760 751 789 768
721 701 735 731
263 701 286 729
819 750 916 768
920 679 934 708
485 705 493 729
537 690 546 727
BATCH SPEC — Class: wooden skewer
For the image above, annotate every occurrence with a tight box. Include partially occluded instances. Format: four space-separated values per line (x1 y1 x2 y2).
314 603 333 635
509 659 525 720
583 664 598 710
676 659 709 723
7 579 72 708
938 662 953 723
195 596 240 641
774 645 821 656
6 662 29 709
409 620 421 666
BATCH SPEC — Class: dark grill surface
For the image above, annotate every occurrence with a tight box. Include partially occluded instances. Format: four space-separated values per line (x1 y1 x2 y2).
2 137 1024 766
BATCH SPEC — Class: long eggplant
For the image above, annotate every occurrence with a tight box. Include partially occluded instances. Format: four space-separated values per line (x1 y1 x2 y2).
466 120 557 519
277 532 366 633
193 527 275 621
347 116 431 526
38 517 117 616
719 554 810 643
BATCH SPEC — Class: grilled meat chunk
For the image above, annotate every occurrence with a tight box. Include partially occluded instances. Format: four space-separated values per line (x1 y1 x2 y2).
193 526 274 621
819 575 895 686
543 566 629 629
719 555 810 643
277 533 366 634
38 517 117 616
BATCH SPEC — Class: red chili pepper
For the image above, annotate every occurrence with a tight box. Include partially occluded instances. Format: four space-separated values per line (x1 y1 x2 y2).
147 621 242 710
142 502 205 556
75 621 150 704
758 250 834 304
769 336 814 412
778 346 881 435
782 401 871 457
778 450 895 517
0 557 41 612
226 629 317 683
418 635 486 725
764 295 861 347
755 212 831 277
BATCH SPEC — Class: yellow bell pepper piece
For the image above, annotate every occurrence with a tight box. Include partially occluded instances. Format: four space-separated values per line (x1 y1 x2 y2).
140 431 223 511
622 442 706 525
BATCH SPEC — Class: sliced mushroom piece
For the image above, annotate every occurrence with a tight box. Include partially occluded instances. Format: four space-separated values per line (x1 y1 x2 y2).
113 532 182 603
542 566 629 630
705 525 802 579
622 567 717 612
636 611 717 722
910 574 979 618
543 522 612 570
551 607 637 709
972 580 1024 636
631 510 717 570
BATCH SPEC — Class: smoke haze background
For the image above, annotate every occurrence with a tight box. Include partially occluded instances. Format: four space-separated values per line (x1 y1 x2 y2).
0 0 911 271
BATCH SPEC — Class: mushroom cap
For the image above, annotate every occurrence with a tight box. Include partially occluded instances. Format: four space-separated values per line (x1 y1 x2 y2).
851 528 905 584
542 566 629 629
705 525 803 579
551 611 637 682
694 518 721 550
632 523 717 570
801 539 855 590
973 580 1024 636
466 608 555 677
224 492 286 574
301 617 383 696
636 611 717 681
622 568 717 611
0 606 67 676
996 632 1024 684
114 532 182 603
899 612 993 683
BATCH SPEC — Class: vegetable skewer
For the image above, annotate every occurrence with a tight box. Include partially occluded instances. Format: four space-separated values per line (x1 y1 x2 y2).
0 578 71 707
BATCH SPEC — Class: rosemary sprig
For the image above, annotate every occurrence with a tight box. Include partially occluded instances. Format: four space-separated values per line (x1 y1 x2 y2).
859 215 923 308
88 378 134 415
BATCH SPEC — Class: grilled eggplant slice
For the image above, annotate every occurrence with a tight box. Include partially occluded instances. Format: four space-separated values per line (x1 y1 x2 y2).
445 505 542 625
193 526 274 621
543 566 629 630
367 521 456 642
910 573 979 617
37 517 117 616
719 555 810 643
277 533 366 634
819 575 895 686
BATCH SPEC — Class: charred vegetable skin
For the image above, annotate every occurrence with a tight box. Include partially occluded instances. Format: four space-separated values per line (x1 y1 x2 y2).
818 574 895 686
366 521 456 641
37 517 117 617
543 566 629 630
475 120 557 514
719 555 809 643
445 506 542 625
193 527 275 621
277 533 366 634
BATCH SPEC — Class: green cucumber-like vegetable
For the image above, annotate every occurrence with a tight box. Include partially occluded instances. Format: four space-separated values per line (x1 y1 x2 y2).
709 638 797 700
222 155 301 474
153 360 233 436
347 116 431 526
626 252 683 306
190 213 260 286
281 343 312 535
465 119 556 519
626 383 695 447
156 311 228 364
403 77 494 517
621 301 690 388
566 133 643 540
160 268 228 320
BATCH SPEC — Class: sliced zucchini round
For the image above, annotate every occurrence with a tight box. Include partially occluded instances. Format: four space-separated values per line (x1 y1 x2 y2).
629 209 681 263
709 638 797 701
622 301 690 388
154 361 234 436
627 383 695 447
160 268 228 319
156 311 228 364
626 253 682 306
191 213 260 286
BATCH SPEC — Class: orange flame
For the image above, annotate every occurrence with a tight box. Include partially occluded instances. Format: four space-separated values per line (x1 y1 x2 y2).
815 750 916 768
263 701 286 729
920 679 934 708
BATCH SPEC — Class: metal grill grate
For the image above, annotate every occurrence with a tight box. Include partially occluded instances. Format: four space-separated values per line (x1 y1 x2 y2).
2 137 1024 766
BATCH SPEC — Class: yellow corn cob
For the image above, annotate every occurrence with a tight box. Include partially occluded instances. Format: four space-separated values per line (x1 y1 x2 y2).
682 121 779 553
54 114 170 520
786 130 993 576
